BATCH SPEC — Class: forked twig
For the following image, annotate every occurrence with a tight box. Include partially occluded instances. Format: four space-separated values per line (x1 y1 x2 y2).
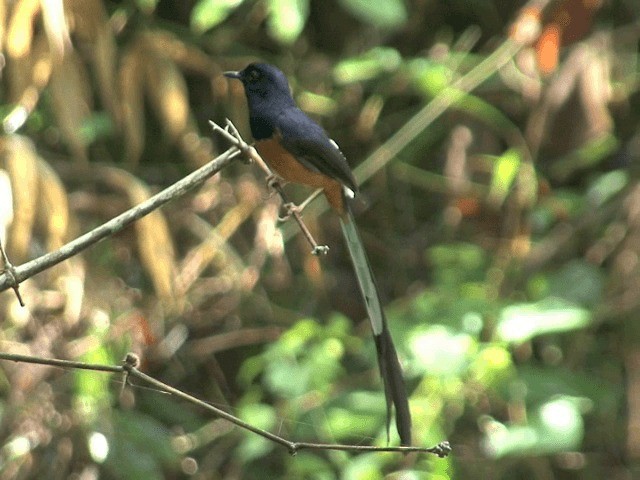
210 120 329 255
0 239 24 305
0 351 451 457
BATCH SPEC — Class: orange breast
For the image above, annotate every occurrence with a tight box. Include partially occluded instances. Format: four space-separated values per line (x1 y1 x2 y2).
256 137 346 215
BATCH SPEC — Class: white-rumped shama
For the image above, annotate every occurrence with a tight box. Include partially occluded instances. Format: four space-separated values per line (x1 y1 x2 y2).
224 63 412 446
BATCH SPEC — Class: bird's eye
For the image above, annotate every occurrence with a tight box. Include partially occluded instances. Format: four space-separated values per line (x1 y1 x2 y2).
247 69 261 82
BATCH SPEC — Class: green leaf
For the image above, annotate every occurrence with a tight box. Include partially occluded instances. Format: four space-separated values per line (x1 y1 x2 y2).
427 243 488 288
550 133 619 180
587 169 628 207
530 189 584 233
237 403 277 462
287 452 334 480
237 355 267 388
496 297 591 343
469 345 514 388
342 453 385 480
325 408 380 440
518 366 620 408
190 0 244 34
297 91 338 116
483 396 585 457
488 149 522 205
264 358 311 397
333 47 401 84
409 59 453 96
267 0 309 44
239 403 277 432
410 326 475 376
74 344 113 423
275 318 320 355
337 0 407 29
135 0 158 14
105 411 178 479
79 112 113 143
264 338 344 397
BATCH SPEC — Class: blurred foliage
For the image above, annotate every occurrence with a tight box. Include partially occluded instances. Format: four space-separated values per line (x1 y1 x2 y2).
1 0 640 479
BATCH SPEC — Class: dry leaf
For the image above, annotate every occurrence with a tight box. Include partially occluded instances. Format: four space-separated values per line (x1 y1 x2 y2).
145 30 218 76
142 40 190 142
177 180 260 293
40 0 70 61
49 49 92 163
6 0 40 59
92 20 119 126
0 169 13 244
4 35 52 136
94 165 178 308
119 41 146 166
36 158 84 327
1 135 40 262
65 0 120 126
0 0 7 53
36 158 69 252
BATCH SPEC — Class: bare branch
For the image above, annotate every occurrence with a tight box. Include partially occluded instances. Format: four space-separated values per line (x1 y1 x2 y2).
0 147 242 293
0 238 24 305
0 351 451 457
0 351 124 373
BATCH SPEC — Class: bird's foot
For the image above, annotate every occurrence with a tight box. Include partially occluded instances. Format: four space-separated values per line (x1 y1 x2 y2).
278 202 299 222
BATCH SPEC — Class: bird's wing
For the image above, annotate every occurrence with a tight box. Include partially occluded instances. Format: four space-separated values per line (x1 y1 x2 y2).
276 108 358 193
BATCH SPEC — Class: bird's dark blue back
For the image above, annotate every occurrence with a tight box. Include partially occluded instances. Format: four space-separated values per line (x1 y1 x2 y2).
230 63 357 193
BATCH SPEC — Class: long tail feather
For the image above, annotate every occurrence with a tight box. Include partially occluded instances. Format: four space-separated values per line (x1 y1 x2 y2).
340 205 412 446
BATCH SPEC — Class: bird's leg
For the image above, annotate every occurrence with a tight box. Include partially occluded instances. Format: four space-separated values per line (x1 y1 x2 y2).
265 181 328 255
266 173 285 192
278 202 298 222
273 200 327 254
279 201 328 255
275 188 322 221
210 119 329 255
256 172 328 254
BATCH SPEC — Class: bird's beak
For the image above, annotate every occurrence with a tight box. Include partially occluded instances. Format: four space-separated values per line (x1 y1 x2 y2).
223 70 241 79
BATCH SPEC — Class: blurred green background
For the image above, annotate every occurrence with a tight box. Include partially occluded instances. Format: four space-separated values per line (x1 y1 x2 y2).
0 0 639 478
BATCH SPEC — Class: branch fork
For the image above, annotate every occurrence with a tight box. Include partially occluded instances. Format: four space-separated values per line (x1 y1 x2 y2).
210 120 329 255
0 239 24 306
0 351 451 457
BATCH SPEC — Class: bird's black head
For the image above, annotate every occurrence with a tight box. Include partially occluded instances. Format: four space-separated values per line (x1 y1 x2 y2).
224 63 294 105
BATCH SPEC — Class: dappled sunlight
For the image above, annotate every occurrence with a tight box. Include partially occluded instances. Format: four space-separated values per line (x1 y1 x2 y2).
0 0 638 478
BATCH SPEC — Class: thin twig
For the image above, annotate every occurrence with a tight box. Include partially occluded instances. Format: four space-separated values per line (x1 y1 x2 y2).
0 147 242 293
0 351 123 373
0 239 24 305
0 351 451 457
210 120 329 255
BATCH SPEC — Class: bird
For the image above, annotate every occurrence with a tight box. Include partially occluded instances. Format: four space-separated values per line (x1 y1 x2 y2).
224 62 412 446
